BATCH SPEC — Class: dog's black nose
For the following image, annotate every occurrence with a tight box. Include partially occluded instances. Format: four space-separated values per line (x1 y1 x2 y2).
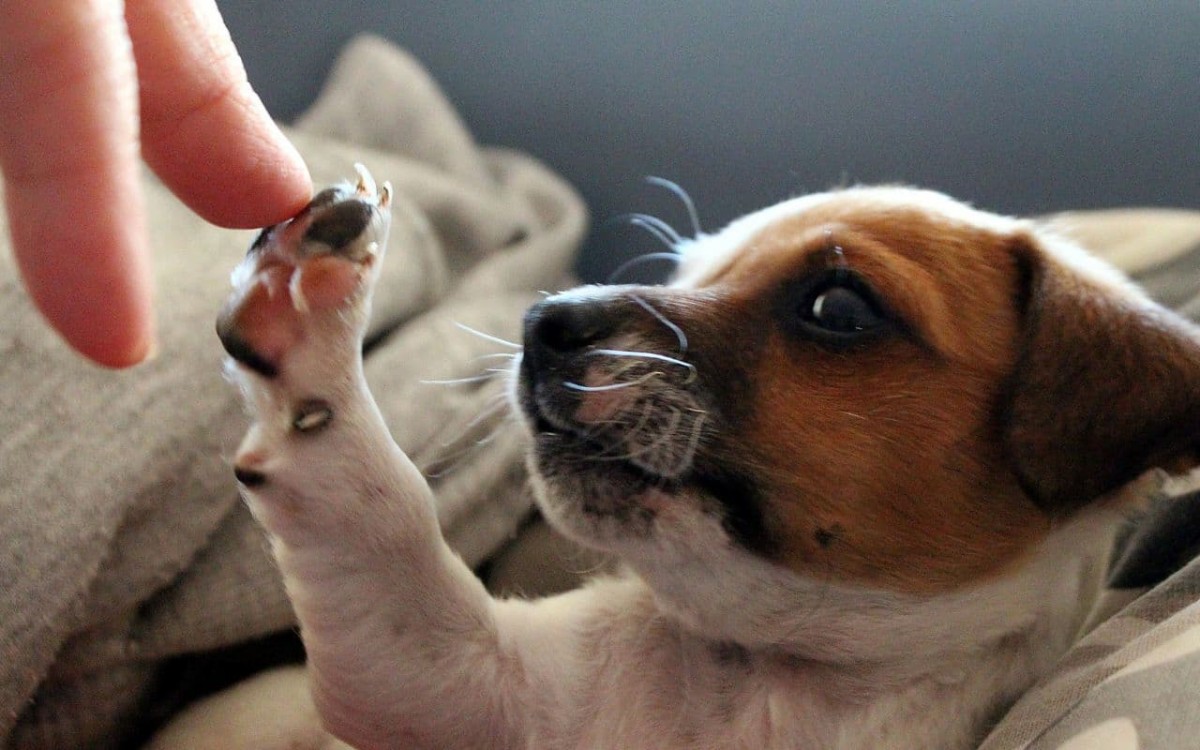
524 296 617 359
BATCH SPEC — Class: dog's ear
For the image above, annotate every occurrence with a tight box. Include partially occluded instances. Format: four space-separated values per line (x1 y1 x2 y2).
1004 233 1200 514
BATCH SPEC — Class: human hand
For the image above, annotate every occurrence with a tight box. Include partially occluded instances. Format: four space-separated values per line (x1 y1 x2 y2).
0 0 312 368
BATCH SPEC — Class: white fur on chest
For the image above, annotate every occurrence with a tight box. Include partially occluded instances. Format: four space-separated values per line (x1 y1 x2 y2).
494 509 1113 750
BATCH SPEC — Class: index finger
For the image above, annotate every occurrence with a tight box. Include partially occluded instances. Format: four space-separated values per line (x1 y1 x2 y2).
126 0 312 228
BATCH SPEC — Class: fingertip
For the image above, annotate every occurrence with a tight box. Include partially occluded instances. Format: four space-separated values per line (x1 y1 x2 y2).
146 88 314 230
21 245 158 370
242 123 314 227
129 0 313 229
6 176 158 370
74 316 158 369
22 256 157 370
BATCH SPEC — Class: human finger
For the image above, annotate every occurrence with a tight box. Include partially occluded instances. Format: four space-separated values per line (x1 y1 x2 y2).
0 0 155 367
126 0 312 229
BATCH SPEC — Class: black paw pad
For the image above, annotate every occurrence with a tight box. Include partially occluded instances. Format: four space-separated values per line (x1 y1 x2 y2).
216 327 279 379
303 200 374 254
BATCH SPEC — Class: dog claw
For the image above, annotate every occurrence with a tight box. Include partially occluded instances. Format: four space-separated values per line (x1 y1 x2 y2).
354 162 376 197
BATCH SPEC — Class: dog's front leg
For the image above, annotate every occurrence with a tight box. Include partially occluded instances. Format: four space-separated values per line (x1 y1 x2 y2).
216 170 524 750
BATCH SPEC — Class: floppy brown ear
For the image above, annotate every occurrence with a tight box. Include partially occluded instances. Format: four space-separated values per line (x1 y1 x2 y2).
1004 233 1200 514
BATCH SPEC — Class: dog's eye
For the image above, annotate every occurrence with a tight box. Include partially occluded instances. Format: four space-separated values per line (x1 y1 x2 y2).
777 270 893 346
804 284 884 335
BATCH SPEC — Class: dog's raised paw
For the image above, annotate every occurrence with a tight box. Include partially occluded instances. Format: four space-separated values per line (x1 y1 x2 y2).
216 164 392 379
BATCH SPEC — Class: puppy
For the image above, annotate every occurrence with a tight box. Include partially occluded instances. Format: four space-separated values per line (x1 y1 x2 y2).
208 172 1200 749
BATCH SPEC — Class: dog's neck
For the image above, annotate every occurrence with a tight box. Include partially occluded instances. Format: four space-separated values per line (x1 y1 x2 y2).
619 494 1125 689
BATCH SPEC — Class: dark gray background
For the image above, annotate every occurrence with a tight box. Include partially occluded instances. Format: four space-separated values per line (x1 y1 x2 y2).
218 1 1200 283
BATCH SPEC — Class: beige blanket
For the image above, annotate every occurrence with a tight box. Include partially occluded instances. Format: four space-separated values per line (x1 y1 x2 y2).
0 36 584 749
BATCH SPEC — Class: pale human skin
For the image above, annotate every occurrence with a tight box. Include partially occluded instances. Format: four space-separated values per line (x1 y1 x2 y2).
0 0 312 368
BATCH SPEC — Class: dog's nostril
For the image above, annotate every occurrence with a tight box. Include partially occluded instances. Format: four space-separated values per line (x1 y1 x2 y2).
525 298 616 354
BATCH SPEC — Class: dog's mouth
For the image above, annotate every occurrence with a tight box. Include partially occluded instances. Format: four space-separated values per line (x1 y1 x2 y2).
529 409 680 487
512 290 737 535
522 382 773 555
522 401 688 535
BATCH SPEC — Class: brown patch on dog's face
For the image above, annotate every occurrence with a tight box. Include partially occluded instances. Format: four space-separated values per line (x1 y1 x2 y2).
519 188 1200 597
671 200 1048 593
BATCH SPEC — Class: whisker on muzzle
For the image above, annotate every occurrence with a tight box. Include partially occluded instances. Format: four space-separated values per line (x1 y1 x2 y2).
453 321 523 350
420 372 503 387
630 294 689 357
608 212 685 249
563 371 664 393
587 348 696 383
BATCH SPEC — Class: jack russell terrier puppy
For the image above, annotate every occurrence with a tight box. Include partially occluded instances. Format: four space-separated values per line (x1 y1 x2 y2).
193 170 1200 750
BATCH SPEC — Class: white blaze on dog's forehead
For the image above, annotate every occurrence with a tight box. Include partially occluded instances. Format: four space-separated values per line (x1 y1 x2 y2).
669 186 1156 328
671 186 1026 287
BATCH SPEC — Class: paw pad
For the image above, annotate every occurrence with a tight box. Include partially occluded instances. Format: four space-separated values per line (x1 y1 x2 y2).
217 165 392 378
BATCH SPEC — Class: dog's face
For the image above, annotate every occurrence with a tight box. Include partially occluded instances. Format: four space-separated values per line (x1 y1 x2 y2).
515 188 1200 631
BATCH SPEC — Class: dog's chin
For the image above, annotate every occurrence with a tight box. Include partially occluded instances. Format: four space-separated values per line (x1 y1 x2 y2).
521 415 714 557
529 424 664 527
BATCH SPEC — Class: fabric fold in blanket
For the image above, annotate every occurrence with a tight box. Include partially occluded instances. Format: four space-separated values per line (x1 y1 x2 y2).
0 36 584 749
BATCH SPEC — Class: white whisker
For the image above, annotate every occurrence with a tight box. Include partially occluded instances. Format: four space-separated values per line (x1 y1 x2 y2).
645 176 703 238
597 407 684 466
631 408 685 461
473 352 519 363
608 358 651 381
627 214 683 247
454 322 522 350
420 373 498 387
608 212 682 250
426 397 515 474
588 348 696 380
584 401 653 457
606 252 683 285
678 411 708 474
630 294 688 356
459 393 511 432
629 400 656 435
563 371 662 393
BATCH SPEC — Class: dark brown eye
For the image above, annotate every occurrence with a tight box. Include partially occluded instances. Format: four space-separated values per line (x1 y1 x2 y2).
806 285 884 335
776 268 894 346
